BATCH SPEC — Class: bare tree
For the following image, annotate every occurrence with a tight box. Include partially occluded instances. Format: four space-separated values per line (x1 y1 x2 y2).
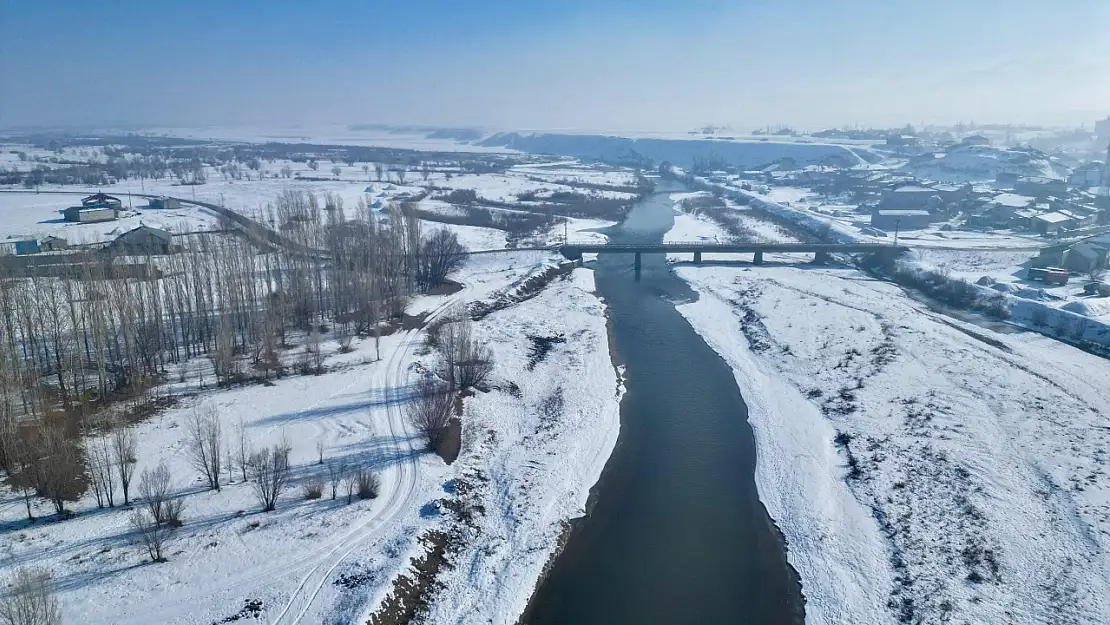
130 508 172 562
138 463 172 524
362 164 370 181
281 165 293 178
36 419 79 516
417 228 467 288
440 315 494 390
330 166 341 178
84 433 115 508
235 417 250 482
316 440 325 465
421 161 431 182
307 159 319 171
407 377 454 450
343 467 358 504
111 423 138 505
374 163 384 182
248 441 290 511
1085 266 1106 284
185 404 222 491
0 567 61 625
327 459 345 500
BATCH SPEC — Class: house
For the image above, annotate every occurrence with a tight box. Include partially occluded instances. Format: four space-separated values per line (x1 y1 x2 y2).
81 192 122 209
1033 211 1077 235
109 225 174 255
1069 162 1105 188
63 204 118 223
880 184 938 209
1014 176 1067 198
933 183 972 204
963 134 990 146
39 236 67 252
1064 241 1110 273
147 196 181 210
871 209 931 230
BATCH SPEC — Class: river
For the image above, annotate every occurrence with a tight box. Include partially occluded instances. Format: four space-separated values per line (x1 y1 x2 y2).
525 182 805 624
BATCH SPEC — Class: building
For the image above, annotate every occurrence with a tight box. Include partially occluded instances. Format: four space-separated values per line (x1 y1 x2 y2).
1033 211 1077 235
13 240 39 255
1015 176 1067 198
39 236 67 252
963 134 990 146
63 205 118 223
1064 241 1110 273
880 184 939 209
81 192 123 209
1096 117 1110 146
147 196 182 210
871 209 931 230
1069 162 1105 188
933 183 972 204
109 225 174 255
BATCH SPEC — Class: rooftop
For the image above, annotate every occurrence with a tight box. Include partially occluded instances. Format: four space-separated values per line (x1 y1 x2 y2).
876 209 931 217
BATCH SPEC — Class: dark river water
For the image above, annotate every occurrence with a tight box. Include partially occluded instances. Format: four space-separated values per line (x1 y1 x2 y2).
525 182 805 625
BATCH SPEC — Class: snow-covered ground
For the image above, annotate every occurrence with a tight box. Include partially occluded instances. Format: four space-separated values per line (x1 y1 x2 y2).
0 251 620 623
672 263 1110 625
0 192 221 244
424 268 622 623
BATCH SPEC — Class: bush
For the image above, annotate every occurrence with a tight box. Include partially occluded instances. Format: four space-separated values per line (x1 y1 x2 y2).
0 568 61 625
163 498 185 528
356 471 380 500
302 477 324 500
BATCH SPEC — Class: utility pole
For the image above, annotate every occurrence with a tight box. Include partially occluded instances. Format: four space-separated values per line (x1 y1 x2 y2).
564 216 569 244
893 219 901 247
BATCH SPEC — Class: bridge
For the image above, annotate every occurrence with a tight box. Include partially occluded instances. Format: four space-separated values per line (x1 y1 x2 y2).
558 242 907 276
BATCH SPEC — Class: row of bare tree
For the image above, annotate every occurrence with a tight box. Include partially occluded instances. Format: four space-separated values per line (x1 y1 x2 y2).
0 191 468 519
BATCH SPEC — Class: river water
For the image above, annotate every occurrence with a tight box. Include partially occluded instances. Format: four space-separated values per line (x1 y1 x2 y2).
525 182 805 625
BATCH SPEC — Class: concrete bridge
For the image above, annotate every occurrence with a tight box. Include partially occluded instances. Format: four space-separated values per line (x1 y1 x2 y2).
558 242 907 276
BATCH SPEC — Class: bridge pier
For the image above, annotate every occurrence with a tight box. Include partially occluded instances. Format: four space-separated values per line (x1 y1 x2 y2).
693 251 702 264
813 250 830 264
634 252 642 280
753 250 764 265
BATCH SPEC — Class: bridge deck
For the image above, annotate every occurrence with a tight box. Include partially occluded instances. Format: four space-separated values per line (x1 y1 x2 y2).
560 242 905 254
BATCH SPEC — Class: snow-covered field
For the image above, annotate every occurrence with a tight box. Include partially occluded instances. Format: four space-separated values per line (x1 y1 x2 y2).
673 263 1110 625
0 192 221 244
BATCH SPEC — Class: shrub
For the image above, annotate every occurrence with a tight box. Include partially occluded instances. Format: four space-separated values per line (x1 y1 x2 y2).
356 471 380 500
302 477 324 500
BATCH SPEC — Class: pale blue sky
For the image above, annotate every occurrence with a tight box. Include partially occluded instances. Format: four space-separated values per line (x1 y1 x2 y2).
1 0 1107 130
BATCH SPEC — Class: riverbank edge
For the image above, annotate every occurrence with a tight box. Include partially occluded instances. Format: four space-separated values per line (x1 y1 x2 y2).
514 275 628 625
671 269 898 625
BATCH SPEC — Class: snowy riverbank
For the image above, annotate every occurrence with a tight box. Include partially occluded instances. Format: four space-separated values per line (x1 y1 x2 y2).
672 264 1110 624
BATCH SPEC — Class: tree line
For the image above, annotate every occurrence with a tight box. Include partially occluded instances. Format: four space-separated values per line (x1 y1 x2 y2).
0 189 467 520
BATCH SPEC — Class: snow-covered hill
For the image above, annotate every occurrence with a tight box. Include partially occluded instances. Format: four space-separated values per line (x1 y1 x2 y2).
899 145 1063 183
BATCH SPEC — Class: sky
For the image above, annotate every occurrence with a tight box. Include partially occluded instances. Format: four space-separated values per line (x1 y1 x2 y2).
2 0 1108 133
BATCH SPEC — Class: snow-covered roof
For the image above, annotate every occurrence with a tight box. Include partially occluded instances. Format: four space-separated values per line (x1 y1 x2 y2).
1034 212 1074 224
990 193 1035 208
893 185 934 193
877 209 931 217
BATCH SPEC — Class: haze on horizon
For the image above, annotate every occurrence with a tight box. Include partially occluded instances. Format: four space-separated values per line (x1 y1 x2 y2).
2 0 1108 133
